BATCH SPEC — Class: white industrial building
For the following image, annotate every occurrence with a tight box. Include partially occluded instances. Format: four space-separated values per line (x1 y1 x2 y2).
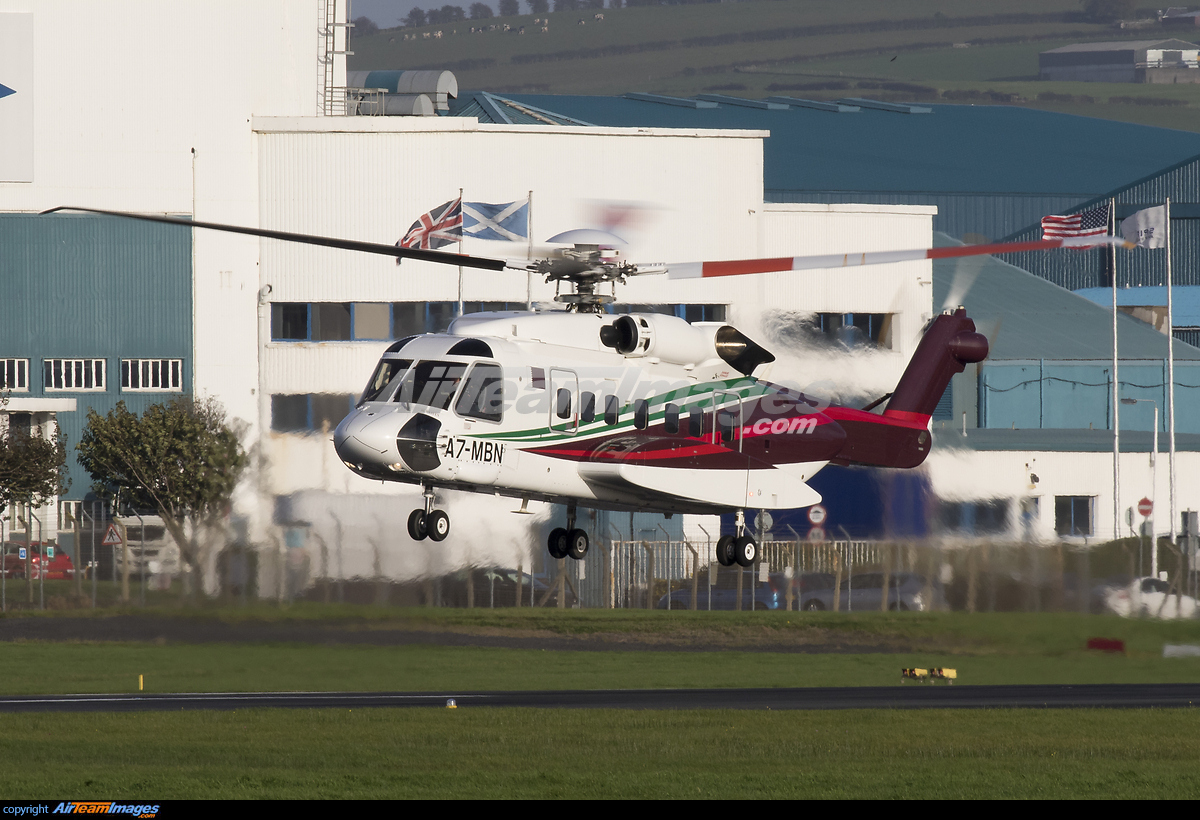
3 1 1190 599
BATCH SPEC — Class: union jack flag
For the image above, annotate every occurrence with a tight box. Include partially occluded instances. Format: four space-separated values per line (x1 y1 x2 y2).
1041 204 1109 240
398 197 462 250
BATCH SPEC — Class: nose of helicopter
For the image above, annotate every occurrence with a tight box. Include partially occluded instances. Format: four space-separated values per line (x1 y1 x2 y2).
333 409 391 466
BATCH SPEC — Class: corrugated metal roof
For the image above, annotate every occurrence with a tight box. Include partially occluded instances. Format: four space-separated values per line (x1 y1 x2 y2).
497 94 1200 200
449 92 594 126
931 231 1200 361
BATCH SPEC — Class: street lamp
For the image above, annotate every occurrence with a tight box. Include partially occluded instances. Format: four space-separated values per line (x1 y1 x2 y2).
1121 397 1159 577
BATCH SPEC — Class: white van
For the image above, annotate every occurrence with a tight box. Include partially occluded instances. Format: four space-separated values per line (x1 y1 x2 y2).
113 516 181 578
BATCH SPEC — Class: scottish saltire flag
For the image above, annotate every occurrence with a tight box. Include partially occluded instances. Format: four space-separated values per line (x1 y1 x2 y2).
398 198 462 250
462 198 530 242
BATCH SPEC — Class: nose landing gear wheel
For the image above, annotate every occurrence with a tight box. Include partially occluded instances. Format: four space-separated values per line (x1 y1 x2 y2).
567 528 589 560
407 509 428 541
548 527 568 560
716 535 736 567
733 535 757 568
426 510 451 542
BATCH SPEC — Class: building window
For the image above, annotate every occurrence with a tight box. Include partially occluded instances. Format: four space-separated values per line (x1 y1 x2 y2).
44 359 105 391
121 359 182 392
607 303 727 323
271 393 355 433
809 313 893 349
1055 496 1094 537
0 359 28 392
273 302 531 343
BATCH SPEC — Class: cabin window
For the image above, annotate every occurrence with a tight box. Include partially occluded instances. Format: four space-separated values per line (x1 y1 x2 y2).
633 399 649 430
360 359 411 404
604 395 619 425
688 406 704 438
556 388 572 420
664 404 680 435
455 363 504 422
717 407 737 443
394 361 467 410
580 392 597 423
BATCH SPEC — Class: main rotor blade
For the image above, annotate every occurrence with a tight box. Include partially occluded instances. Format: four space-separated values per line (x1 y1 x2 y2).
40 206 508 272
666 235 1132 279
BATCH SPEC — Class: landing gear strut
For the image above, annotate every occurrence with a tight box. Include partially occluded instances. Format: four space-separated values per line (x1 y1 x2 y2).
716 510 757 568
549 504 589 560
408 486 451 542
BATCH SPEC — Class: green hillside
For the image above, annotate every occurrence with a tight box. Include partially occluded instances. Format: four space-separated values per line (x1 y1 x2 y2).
348 0 1200 132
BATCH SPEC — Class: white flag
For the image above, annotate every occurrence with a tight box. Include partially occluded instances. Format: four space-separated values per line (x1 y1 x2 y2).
1120 205 1167 248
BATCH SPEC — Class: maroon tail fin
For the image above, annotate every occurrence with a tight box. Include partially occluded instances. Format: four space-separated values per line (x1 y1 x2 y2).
882 307 988 425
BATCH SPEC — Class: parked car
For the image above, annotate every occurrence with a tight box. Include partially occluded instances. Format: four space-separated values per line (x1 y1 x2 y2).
800 572 945 612
1101 576 1199 619
1 542 78 580
657 569 794 610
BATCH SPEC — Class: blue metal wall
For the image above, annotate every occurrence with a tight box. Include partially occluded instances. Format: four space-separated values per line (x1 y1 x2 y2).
999 156 1200 290
978 359 1200 433
0 214 192 499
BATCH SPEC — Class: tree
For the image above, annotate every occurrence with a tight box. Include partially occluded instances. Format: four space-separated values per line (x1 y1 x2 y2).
405 7 427 27
353 15 380 36
470 2 494 19
527 0 549 14
498 0 520 16
0 411 69 603
442 5 468 21
77 397 247 598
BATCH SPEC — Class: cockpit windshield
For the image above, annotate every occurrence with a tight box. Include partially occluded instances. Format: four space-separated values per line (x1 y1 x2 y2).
394 361 468 410
360 358 412 404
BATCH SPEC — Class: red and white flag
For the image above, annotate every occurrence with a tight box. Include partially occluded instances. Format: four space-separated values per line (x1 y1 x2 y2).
1041 204 1109 240
398 197 462 251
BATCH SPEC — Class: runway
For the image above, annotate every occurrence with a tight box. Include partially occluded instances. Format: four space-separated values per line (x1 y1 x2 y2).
2 683 1198 713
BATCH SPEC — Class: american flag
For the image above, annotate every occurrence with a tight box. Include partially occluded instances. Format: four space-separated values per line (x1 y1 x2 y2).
1041 204 1109 239
398 197 462 250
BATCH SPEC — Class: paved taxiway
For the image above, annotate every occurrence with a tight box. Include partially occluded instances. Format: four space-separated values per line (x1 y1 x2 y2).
2 684 1198 713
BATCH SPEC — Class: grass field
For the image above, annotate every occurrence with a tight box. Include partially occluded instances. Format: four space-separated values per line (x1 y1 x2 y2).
3 708 1200 798
347 0 1200 132
3 607 1200 797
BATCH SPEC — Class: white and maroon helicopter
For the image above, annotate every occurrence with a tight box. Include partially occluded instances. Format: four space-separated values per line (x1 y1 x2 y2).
44 206 1126 568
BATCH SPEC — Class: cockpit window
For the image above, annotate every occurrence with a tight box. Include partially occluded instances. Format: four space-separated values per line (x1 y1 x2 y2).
455 363 504 422
360 359 411 403
394 361 467 410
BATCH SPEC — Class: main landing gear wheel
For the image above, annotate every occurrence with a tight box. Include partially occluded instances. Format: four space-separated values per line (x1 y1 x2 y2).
426 510 450 542
407 509 428 541
733 535 757 568
548 527 569 560
567 528 589 560
716 535 736 567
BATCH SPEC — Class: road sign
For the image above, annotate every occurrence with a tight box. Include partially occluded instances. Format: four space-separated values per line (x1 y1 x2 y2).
808 504 828 526
807 526 827 543
754 511 773 532
18 548 25 560
1138 497 1153 517
101 525 122 546
46 546 53 559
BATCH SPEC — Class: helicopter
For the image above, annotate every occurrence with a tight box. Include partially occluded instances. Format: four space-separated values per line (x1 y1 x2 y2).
42 206 1127 567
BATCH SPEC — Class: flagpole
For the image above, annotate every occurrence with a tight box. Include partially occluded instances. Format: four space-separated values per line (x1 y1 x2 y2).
1167 196 1178 565
526 190 534 311
457 187 465 318
1111 198 1121 541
